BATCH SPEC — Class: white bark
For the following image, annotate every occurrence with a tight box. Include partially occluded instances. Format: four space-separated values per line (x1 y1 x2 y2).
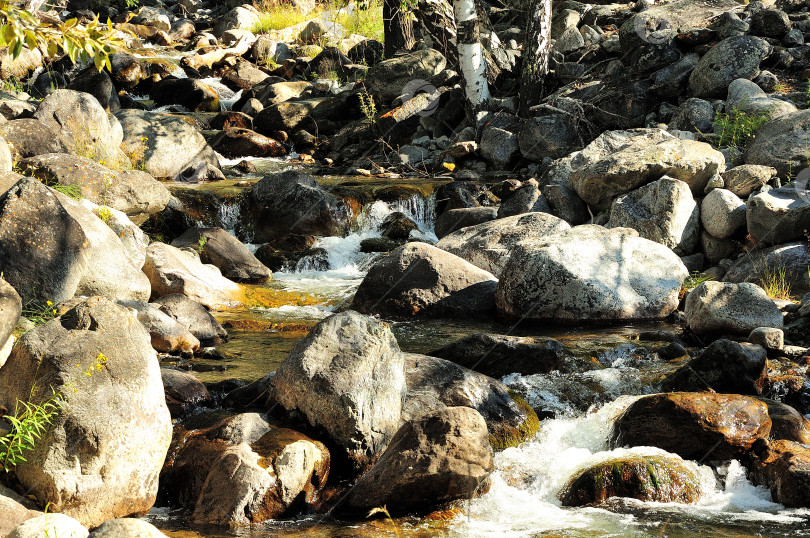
454 0 489 111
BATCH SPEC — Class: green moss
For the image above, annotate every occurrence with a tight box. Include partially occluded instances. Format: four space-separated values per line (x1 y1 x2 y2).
488 391 541 451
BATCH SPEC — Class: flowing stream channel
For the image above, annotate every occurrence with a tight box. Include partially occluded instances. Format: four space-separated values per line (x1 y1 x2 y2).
124 45 810 537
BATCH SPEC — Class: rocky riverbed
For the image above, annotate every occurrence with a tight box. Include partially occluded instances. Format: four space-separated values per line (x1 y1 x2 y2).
2 0 810 535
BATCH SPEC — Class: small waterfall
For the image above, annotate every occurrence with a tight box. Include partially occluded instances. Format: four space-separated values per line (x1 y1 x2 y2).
200 77 242 111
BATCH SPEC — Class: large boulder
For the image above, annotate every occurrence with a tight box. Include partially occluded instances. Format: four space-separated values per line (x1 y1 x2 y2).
7 514 87 538
79 199 149 269
688 36 773 97
250 171 348 241
213 5 261 36
605 176 699 255
430 333 569 377
352 243 499 319
151 294 228 345
495 225 688 322
114 110 220 180
334 407 493 516
160 413 329 526
402 353 539 450
722 241 810 297
19 153 170 223
559 449 702 506
744 109 810 177
0 485 41 537
722 164 777 199
88 519 167 537
365 48 446 103
750 440 810 508
0 178 151 305
269 311 407 472
143 243 241 309
33 90 129 169
436 212 570 276
726 78 797 120
760 399 810 444
0 276 21 354
0 297 172 527
661 339 767 395
171 227 271 283
684 281 783 335
161 368 210 417
746 187 810 244
569 129 725 211
611 393 772 460
0 118 67 160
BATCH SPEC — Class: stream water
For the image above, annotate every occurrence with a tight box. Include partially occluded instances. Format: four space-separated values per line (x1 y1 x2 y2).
126 46 810 537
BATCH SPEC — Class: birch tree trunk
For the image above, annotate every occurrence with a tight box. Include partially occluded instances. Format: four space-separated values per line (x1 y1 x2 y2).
384 0 416 58
519 0 552 115
454 0 489 118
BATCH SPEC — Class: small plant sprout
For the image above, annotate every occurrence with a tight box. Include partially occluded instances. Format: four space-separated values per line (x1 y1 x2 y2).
197 235 208 255
358 87 376 124
96 206 113 224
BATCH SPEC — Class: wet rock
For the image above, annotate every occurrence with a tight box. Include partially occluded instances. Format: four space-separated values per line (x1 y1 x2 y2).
7 514 88 538
0 178 151 304
569 129 725 211
162 413 329 526
0 297 172 527
210 111 253 130
744 109 810 177
88 519 167 537
559 450 702 506
437 212 570 276
402 353 539 450
171 227 271 283
110 53 146 89
210 128 286 159
365 48 446 103
0 118 67 160
19 153 170 223
250 170 347 241
606 176 699 255
116 109 220 180
334 407 493 516
269 311 406 472
380 211 418 240
121 300 199 355
750 440 810 507
688 35 772 97
430 333 569 377
359 237 401 253
759 398 810 444
352 243 498 319
496 225 688 322
746 187 810 244
723 241 810 297
143 243 241 309
661 339 767 395
701 188 746 239
684 281 783 335
611 393 772 460
161 368 211 418
721 165 776 198
152 293 228 345
149 77 220 112
34 89 129 169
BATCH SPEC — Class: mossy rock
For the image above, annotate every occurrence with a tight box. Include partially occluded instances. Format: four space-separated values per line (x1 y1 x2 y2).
559 453 702 506
488 391 540 451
